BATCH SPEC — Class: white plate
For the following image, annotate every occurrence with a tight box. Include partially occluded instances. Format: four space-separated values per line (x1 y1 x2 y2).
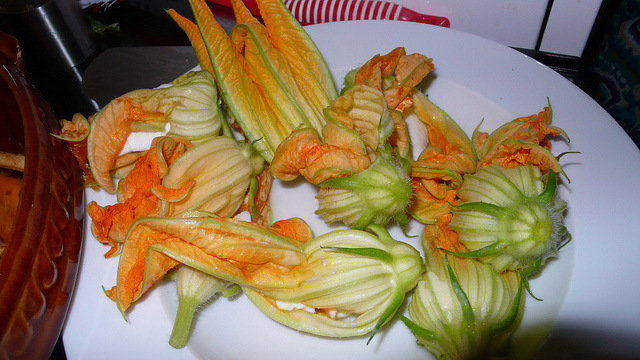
62 20 640 359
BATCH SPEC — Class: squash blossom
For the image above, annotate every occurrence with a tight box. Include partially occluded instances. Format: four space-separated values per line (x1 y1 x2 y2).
86 70 222 192
159 135 265 217
401 239 525 360
244 224 424 341
110 215 424 341
315 146 412 229
447 164 570 275
171 0 338 163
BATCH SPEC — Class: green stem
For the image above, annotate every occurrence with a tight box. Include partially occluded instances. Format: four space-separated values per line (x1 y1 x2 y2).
169 295 200 349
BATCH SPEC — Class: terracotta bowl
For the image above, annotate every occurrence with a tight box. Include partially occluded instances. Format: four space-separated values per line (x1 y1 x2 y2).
0 31 84 360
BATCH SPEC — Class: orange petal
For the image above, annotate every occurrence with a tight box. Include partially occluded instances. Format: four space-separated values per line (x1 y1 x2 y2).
478 139 564 174
230 0 261 25
423 213 467 253
271 127 371 184
388 109 411 159
409 179 456 225
167 9 214 75
88 98 166 193
89 137 190 257
271 218 313 243
354 47 405 90
384 53 434 110
115 225 181 311
234 164 273 225
270 128 323 181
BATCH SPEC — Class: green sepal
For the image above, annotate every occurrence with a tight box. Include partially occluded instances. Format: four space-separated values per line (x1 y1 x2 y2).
451 201 506 219
222 284 241 298
249 176 261 217
441 241 507 258
397 313 439 341
518 258 543 300
445 255 474 325
491 277 524 334
536 170 557 205
320 246 392 263
558 230 572 250
367 287 405 345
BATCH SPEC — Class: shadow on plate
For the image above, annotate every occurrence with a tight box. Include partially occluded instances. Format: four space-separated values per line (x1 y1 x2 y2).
533 322 640 360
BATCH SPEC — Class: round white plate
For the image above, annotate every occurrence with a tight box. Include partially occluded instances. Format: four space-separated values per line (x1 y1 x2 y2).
62 20 640 359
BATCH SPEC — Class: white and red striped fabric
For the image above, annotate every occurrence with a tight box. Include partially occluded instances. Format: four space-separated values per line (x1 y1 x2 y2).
208 0 449 27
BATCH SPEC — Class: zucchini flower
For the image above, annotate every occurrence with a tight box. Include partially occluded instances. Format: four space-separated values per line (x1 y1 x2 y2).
85 70 221 193
447 164 570 275
108 215 424 341
408 91 478 225
86 135 264 258
401 239 525 360
159 135 265 217
243 224 424 341
170 0 337 162
315 146 412 229
270 76 414 230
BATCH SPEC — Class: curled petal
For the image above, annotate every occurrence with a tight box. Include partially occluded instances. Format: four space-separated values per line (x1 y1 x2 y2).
271 217 314 243
88 136 190 257
476 104 569 176
325 84 389 155
55 113 90 142
234 164 274 225
270 128 323 181
111 151 146 180
270 128 370 184
383 53 434 110
388 108 412 159
354 47 405 90
88 96 167 193
56 114 94 185
160 136 259 217
478 138 566 176
409 179 457 226
411 146 477 189
477 106 560 157
411 91 477 159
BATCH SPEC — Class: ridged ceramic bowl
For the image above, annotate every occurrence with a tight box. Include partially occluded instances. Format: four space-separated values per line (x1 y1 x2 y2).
0 31 84 360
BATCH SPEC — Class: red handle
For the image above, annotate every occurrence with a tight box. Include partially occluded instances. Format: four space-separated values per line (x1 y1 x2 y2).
207 0 449 27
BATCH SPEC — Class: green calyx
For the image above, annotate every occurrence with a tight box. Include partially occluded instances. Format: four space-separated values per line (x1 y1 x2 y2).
320 223 426 344
315 149 412 230
448 164 569 275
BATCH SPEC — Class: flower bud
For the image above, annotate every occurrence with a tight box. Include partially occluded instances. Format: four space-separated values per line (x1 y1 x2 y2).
402 240 524 360
448 164 569 274
315 149 412 229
